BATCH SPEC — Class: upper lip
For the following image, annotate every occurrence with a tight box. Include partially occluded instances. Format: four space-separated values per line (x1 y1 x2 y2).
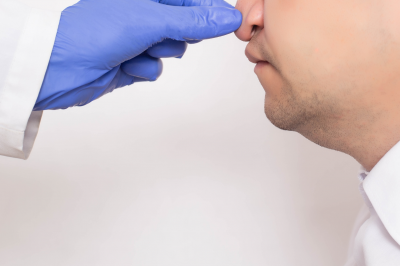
245 45 265 64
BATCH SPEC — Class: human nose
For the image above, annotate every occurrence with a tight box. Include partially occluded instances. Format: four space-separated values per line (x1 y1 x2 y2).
234 0 264 42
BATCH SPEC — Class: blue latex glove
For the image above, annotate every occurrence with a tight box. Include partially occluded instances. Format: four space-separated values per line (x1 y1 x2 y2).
34 0 242 111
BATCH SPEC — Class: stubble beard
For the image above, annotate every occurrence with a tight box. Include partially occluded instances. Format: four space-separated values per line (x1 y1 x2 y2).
264 78 345 155
264 79 321 132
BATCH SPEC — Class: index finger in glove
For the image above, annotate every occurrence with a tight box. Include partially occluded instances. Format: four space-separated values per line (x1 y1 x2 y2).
162 5 242 41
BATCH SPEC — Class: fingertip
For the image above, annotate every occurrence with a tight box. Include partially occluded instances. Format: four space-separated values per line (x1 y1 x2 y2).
122 54 163 81
211 7 243 36
165 5 243 40
231 9 244 31
150 59 164 81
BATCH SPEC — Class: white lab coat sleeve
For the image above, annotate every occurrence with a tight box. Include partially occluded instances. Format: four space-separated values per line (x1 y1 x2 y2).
0 0 61 159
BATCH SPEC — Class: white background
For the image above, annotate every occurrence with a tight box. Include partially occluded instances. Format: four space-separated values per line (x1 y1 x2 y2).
0 1 363 265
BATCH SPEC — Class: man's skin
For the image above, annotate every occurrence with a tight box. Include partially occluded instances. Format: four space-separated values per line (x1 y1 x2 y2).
235 0 400 171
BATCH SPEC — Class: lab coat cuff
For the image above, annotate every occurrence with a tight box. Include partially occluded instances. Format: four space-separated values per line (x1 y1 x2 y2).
0 111 42 159
0 6 61 159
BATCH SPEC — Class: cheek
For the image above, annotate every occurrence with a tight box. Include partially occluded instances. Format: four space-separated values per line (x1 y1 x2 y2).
263 0 368 95
262 0 320 95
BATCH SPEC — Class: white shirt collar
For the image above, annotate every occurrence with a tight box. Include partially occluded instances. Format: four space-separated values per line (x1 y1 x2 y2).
362 140 400 245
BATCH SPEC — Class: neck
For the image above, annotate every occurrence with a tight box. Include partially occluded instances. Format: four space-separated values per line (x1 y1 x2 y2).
296 107 400 172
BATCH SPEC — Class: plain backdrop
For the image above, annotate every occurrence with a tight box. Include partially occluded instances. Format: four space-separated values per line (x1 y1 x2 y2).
0 1 363 265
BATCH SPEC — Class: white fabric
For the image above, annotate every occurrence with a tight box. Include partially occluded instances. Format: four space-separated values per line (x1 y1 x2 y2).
0 0 66 159
345 141 400 265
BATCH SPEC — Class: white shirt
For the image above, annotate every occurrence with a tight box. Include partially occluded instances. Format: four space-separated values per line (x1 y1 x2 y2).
0 0 69 159
345 141 400 266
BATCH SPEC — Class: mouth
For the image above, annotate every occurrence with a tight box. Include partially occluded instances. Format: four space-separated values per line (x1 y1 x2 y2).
245 46 269 75
245 45 269 67
245 47 262 63
254 61 270 75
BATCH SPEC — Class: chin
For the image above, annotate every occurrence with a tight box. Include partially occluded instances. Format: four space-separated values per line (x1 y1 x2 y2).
264 97 305 132
265 109 293 131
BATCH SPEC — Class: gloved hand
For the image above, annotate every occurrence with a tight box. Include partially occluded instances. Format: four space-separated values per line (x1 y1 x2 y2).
34 0 242 111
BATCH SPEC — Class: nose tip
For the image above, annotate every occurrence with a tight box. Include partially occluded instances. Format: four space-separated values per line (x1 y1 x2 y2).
235 25 253 42
234 1 264 42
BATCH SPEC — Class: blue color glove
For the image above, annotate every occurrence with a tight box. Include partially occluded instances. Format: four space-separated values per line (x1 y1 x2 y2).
34 0 242 111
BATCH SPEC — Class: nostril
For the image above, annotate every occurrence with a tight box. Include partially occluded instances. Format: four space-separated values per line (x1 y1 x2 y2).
250 25 257 38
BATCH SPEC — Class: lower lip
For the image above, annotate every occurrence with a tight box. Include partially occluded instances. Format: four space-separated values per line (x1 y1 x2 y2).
254 61 270 74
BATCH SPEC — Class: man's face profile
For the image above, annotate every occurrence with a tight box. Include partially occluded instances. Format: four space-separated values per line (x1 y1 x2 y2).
235 0 400 158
